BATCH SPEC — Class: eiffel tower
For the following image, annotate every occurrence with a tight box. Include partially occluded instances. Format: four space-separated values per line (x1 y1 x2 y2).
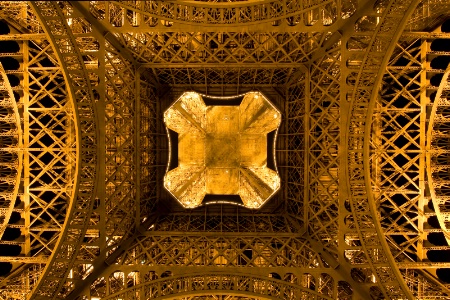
1 1 450 299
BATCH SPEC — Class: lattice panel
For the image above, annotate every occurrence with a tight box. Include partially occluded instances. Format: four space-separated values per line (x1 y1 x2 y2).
307 42 341 258
369 26 450 298
117 31 324 65
86 215 342 299
0 264 45 300
27 58 75 245
98 273 335 300
138 77 158 221
154 67 295 86
87 0 356 32
147 214 299 234
284 80 306 223
374 38 424 264
82 213 341 298
103 41 137 251
343 0 442 298
24 3 163 298
119 235 325 268
402 269 449 299
28 2 98 299
406 1 450 31
0 1 42 34
0 18 76 299
2 1 450 300
0 62 22 241
0 42 24 298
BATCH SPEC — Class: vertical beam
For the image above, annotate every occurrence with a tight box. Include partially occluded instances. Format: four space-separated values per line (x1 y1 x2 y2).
417 36 428 285
135 68 141 228
303 67 310 232
22 40 30 256
96 33 107 261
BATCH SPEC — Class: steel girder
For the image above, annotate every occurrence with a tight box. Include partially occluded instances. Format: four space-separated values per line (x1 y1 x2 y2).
0 1 450 300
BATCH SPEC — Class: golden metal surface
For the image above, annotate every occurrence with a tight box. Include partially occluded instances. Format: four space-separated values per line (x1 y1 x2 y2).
179 132 205 165
164 91 281 208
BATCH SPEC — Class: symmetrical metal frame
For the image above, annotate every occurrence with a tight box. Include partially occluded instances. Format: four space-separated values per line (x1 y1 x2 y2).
0 1 450 300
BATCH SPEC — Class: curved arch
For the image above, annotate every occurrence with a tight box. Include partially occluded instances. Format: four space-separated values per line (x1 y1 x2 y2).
28 1 147 298
138 291 273 300
28 2 94 298
94 0 348 30
345 0 420 299
426 62 450 244
0 62 22 241
101 273 332 300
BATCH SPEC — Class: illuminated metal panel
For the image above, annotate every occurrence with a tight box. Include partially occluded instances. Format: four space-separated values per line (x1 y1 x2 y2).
164 91 280 208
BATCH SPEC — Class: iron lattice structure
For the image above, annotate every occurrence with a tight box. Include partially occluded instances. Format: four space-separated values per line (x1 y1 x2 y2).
0 1 449 299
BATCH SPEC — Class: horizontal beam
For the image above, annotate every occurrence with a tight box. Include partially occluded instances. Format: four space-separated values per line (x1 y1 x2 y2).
144 63 305 69
0 33 46 40
397 262 450 269
94 265 338 276
82 0 345 33
0 256 48 263
162 84 287 88
401 32 450 38
143 231 302 237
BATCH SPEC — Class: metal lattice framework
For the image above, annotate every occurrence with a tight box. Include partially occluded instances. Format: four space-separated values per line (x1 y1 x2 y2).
0 62 22 243
0 1 450 300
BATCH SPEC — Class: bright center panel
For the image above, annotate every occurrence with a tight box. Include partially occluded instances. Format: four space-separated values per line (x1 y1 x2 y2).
164 91 281 209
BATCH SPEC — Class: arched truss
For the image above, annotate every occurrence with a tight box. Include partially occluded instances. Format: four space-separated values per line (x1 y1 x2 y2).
87 0 357 32
424 28 450 292
427 46 450 245
427 65 450 242
153 297 265 300
0 1 449 300
0 2 77 299
0 62 22 242
368 7 450 299
25 1 160 299
99 273 333 300
343 0 421 299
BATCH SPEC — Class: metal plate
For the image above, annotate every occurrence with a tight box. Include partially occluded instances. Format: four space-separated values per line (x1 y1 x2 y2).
164 91 281 208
